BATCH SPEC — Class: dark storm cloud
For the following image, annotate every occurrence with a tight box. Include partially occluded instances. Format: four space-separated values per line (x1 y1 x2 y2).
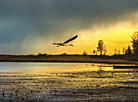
0 0 138 54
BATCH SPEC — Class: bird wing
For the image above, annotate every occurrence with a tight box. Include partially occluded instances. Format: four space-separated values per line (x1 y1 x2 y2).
63 35 78 44
53 43 59 45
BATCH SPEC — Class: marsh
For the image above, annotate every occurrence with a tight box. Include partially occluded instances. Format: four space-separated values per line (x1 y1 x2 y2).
0 62 138 102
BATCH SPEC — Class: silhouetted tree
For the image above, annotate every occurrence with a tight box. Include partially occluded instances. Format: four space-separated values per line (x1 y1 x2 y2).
103 48 107 55
114 48 118 55
131 31 138 56
125 45 132 55
97 40 107 55
83 50 87 56
122 47 126 55
114 49 121 55
92 50 97 55
118 49 120 55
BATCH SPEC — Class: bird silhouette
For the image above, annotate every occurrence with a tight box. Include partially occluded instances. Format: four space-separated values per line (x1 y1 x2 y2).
53 35 78 47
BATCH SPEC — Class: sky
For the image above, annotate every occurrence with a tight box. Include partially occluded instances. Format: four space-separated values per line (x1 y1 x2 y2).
0 0 138 55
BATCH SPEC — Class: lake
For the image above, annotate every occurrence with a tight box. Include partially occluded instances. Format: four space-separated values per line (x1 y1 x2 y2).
0 62 138 102
0 62 114 72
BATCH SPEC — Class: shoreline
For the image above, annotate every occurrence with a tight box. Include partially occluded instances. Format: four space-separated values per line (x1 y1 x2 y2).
0 55 137 65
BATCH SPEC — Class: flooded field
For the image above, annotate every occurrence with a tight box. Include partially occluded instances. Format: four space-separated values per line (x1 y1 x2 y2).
0 62 138 102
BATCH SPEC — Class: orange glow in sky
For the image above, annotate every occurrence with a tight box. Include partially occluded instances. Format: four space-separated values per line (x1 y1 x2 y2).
42 20 137 55
23 12 138 55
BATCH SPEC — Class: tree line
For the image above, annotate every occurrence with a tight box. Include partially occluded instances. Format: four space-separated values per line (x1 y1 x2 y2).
91 31 138 57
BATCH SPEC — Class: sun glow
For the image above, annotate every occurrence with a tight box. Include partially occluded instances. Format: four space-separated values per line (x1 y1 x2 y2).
73 21 137 55
37 22 136 55
29 12 138 55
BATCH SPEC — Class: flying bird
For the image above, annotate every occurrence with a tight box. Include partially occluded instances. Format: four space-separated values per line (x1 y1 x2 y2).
53 35 78 47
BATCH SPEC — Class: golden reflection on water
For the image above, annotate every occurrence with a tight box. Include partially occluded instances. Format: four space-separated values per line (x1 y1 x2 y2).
20 64 114 73
1 63 138 101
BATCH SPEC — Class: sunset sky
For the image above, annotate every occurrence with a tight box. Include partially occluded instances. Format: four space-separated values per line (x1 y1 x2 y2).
0 0 138 55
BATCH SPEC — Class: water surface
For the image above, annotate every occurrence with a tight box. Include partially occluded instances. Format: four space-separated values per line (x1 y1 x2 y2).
0 62 138 102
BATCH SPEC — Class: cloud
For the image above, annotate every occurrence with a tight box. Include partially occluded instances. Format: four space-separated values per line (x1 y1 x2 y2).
0 0 138 54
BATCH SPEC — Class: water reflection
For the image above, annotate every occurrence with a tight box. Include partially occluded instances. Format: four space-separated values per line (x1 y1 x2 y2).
0 62 138 102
